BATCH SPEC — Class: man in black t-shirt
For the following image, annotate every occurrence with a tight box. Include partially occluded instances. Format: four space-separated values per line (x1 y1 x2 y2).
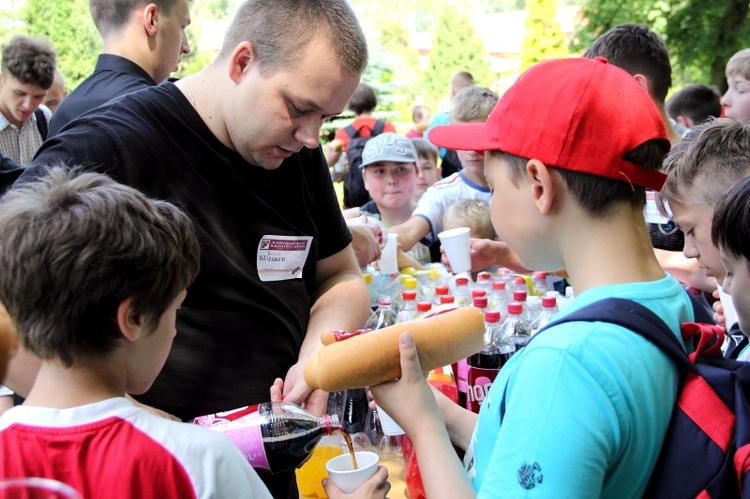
15 1 371 497
48 0 192 137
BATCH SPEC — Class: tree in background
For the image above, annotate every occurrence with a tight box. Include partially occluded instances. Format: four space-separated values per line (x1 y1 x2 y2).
422 4 493 111
573 0 750 91
521 0 568 70
22 0 100 90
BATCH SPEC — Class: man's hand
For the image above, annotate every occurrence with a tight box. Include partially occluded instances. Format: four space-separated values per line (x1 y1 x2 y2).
282 360 328 415
346 216 381 267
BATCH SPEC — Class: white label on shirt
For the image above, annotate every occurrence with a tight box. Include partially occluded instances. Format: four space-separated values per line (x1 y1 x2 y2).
257 235 313 282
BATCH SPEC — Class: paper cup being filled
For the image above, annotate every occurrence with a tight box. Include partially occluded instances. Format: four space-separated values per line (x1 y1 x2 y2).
325 451 380 494
375 404 404 436
716 281 739 328
438 227 471 274
378 232 399 275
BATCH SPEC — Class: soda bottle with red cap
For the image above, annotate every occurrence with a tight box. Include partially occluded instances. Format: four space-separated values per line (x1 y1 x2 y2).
503 302 531 350
396 290 419 323
465 310 515 413
530 296 560 336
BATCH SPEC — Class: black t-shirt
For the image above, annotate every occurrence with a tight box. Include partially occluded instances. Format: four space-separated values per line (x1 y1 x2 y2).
48 54 157 137
28 83 352 422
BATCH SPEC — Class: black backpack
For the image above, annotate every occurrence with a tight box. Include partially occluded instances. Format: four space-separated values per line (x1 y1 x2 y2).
34 108 48 141
342 120 386 208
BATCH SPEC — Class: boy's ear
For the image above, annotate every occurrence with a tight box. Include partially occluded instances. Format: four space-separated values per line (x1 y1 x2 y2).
141 4 159 37
526 159 556 215
117 298 144 343
633 74 650 95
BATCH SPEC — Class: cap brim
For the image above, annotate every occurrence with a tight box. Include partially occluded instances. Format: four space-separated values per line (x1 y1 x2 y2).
427 122 498 152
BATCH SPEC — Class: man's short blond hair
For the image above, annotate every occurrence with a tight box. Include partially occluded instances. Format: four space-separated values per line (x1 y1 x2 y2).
443 199 496 240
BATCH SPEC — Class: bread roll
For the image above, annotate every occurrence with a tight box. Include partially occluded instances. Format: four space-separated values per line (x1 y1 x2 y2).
305 306 486 391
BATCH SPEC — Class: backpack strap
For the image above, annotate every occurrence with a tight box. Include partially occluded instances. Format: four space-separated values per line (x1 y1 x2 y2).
499 297 694 419
344 120 387 140
34 108 48 141
343 123 358 140
372 119 386 136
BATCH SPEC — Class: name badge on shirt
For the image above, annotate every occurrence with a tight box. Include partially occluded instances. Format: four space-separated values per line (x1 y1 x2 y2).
257 235 313 282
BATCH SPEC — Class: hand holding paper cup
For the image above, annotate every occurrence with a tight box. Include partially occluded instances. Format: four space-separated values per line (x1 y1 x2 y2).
325 451 380 494
438 227 471 274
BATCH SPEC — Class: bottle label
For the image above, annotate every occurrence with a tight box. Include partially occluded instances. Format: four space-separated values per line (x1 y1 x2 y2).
457 358 468 394
466 366 500 413
194 405 270 470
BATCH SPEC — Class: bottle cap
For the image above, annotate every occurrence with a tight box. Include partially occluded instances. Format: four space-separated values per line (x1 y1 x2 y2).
513 290 527 301
377 296 392 306
472 289 487 298
440 295 455 304
533 271 548 279
417 301 432 312
492 281 506 290
513 276 526 285
542 296 557 308
473 296 488 308
435 285 449 296
403 290 417 301
362 273 372 285
404 277 418 289
477 271 492 282
429 269 440 280
485 310 501 323
456 277 469 286
508 302 523 315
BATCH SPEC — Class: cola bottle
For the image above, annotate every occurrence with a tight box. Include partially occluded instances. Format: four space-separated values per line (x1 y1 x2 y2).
530 296 559 337
466 310 515 413
503 303 531 350
194 401 340 473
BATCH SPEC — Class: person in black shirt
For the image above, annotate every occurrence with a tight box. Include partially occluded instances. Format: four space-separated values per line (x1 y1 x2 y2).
48 0 191 137
16 1 370 497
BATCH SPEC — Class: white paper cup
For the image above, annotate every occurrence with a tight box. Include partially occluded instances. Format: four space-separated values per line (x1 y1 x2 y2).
438 227 471 274
375 404 405 436
378 232 399 275
325 451 380 494
716 281 739 328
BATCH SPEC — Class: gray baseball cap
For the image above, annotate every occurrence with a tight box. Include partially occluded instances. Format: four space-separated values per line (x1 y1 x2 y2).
361 132 418 168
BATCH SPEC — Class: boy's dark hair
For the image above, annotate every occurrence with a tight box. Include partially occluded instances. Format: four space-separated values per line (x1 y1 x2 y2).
492 139 667 214
583 23 672 103
0 167 200 367
89 0 182 37
411 104 430 123
712 175 750 266
658 119 750 214
348 82 377 115
666 84 722 125
411 138 439 164
1 35 56 89
450 87 499 123
220 0 367 77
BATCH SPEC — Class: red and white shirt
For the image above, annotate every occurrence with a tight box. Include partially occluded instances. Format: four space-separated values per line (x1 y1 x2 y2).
0 397 272 498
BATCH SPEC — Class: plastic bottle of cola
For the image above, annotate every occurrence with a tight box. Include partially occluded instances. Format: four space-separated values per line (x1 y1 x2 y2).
466 310 515 413
503 303 531 351
194 402 340 473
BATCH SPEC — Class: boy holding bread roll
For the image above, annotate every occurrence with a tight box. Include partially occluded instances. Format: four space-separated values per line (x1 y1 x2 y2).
370 57 698 497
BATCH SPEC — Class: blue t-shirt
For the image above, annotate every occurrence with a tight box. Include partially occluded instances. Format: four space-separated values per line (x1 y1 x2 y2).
466 275 693 498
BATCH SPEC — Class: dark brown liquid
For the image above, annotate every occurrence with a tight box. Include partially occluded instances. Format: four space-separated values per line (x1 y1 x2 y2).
335 428 358 470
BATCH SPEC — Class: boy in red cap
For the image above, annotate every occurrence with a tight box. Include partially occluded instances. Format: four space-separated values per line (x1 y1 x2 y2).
371 57 697 497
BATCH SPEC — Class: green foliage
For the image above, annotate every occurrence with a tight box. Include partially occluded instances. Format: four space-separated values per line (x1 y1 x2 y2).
573 0 750 90
422 4 493 110
22 0 100 90
521 0 568 70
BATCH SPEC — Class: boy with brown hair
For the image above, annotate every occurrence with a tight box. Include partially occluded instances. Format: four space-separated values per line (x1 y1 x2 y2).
371 57 696 497
0 168 274 497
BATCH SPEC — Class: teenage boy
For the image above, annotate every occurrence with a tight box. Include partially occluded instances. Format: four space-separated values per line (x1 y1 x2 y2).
389 87 497 253
712 175 750 355
0 35 56 164
657 118 750 357
371 57 696 497
722 48 750 124
0 168 272 497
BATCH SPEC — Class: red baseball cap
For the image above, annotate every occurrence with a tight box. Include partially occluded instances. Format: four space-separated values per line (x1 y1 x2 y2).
428 57 670 191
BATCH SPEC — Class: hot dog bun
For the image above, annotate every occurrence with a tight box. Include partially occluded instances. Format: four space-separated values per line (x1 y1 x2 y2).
305 306 486 391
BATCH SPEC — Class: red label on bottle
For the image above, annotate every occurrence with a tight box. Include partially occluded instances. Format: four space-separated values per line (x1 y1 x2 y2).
193 405 269 470
466 366 500 413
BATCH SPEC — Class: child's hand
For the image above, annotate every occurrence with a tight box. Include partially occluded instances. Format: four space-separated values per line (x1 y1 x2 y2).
269 377 284 403
369 333 443 437
712 288 727 331
323 465 390 499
